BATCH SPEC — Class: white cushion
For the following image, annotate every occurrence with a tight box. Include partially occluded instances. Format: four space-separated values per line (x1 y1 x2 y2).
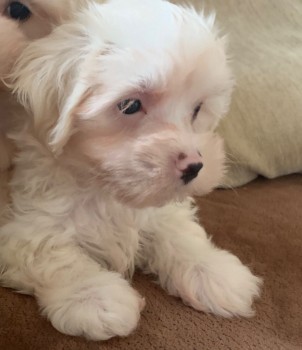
178 0 302 186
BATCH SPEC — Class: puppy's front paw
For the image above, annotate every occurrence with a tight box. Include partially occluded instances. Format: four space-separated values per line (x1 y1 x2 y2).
41 273 144 340
172 249 261 317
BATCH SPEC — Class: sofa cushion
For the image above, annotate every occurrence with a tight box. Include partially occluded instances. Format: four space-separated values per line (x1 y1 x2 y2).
183 0 302 187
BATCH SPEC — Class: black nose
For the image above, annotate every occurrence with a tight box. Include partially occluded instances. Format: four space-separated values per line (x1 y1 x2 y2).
181 162 203 184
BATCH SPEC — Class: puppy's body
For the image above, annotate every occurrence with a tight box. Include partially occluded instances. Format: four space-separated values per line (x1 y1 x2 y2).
1 133 259 339
1 0 261 341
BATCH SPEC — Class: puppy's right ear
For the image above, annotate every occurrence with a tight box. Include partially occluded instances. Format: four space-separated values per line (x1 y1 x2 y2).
49 81 92 155
8 20 95 155
8 4 110 154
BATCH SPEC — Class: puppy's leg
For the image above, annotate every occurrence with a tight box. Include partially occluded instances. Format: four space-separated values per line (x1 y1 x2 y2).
137 200 261 317
0 232 143 340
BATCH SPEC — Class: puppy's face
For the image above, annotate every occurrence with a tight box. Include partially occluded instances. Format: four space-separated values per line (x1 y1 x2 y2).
12 0 233 208
0 0 86 78
71 47 230 207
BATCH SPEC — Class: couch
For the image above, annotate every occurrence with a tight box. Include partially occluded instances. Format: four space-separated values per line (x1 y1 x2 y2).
1 0 302 349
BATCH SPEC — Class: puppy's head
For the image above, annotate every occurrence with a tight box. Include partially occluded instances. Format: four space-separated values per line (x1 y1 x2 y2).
0 0 87 79
11 0 233 208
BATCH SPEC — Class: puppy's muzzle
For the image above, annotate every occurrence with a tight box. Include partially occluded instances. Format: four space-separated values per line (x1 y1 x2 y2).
175 151 203 184
181 162 203 184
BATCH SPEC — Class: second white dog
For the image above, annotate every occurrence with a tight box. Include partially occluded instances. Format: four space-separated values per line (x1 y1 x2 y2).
0 0 261 341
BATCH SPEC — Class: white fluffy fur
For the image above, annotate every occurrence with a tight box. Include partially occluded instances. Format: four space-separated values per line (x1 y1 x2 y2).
0 0 261 341
0 0 88 171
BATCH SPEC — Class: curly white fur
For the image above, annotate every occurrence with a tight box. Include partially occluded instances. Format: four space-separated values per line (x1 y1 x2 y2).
0 0 261 341
0 0 88 171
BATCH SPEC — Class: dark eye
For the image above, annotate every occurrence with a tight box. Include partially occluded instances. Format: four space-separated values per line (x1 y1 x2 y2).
192 103 202 121
118 99 142 115
7 2 31 21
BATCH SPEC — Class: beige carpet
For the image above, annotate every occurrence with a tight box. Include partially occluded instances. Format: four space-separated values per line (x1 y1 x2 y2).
1 175 301 350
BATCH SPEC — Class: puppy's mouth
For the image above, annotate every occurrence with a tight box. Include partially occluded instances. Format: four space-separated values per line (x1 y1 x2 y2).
87 132 204 208
112 185 189 209
97 161 201 209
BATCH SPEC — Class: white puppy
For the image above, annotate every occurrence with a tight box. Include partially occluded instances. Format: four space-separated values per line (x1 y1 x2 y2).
0 0 261 341
0 0 88 171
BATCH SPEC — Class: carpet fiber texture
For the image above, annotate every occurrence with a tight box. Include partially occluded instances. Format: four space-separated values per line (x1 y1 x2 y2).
1 175 301 350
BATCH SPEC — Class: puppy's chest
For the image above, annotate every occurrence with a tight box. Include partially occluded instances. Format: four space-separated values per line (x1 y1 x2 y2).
73 198 140 277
